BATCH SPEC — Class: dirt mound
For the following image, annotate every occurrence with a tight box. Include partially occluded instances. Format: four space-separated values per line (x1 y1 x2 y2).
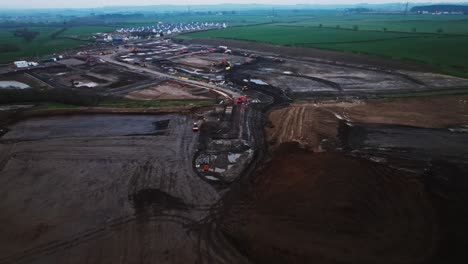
266 105 339 150
219 143 437 264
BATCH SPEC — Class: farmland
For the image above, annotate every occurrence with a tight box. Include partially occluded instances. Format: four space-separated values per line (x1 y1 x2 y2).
179 15 468 77
0 27 87 63
0 11 316 64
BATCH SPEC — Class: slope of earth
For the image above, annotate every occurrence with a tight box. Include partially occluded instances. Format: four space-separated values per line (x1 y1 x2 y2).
266 105 339 151
258 94 468 263
320 95 468 128
219 143 437 264
267 95 468 151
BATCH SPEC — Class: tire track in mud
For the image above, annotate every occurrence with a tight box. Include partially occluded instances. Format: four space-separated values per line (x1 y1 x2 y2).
283 56 426 86
0 114 236 263
0 213 195 264
267 105 339 150
0 145 14 174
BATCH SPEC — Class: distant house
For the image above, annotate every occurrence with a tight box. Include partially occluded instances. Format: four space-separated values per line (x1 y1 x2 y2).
14 61 38 68
14 61 29 68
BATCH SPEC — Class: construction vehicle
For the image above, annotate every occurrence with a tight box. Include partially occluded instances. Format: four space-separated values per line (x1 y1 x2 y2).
236 95 248 104
192 122 199 132
129 47 139 53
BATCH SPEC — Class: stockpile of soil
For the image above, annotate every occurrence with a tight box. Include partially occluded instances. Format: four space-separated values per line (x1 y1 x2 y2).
219 143 437 264
266 105 339 150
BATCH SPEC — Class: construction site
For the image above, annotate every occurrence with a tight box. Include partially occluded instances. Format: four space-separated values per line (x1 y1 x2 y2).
0 36 468 264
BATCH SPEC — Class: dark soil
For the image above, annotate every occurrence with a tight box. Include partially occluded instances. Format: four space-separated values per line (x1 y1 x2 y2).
219 143 438 264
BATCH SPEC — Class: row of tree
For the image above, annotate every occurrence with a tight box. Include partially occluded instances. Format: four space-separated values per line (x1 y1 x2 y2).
318 23 445 33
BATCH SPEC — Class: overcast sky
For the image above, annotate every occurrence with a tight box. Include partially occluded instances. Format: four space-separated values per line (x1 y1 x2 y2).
0 0 462 9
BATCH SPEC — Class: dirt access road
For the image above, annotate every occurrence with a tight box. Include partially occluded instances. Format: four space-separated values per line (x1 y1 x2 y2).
0 114 248 264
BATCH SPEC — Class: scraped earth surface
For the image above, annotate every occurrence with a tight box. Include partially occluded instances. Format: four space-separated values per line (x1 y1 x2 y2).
2 38 468 264
219 143 438 264
0 115 247 264
243 94 468 264
267 95 468 151
124 81 216 101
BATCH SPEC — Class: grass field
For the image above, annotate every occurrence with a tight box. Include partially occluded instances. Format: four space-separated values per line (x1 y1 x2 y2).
0 27 87 63
0 11 315 64
178 15 468 77
60 26 120 37
282 15 468 34
2 12 468 77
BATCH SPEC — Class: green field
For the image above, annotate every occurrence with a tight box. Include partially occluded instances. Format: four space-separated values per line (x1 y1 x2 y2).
60 26 119 37
281 15 468 34
2 12 468 77
178 15 468 77
0 27 87 63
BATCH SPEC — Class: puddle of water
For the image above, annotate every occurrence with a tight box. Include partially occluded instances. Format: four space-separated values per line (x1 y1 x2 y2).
214 167 226 173
228 153 242 163
75 82 98 88
250 79 268 85
154 120 170 130
333 113 344 120
0 81 30 89
205 175 220 181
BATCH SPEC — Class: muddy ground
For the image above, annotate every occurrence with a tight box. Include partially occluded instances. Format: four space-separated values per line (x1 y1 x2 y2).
230 58 468 96
1 38 468 264
226 94 468 264
266 95 468 150
124 80 217 101
0 114 249 264
29 63 157 93
219 143 438 264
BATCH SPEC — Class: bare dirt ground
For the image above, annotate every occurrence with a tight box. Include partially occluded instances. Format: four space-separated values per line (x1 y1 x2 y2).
30 63 154 91
243 94 468 264
168 53 250 70
234 59 468 96
266 104 339 151
320 95 468 128
267 95 468 151
0 114 247 264
125 80 217 101
219 143 437 264
2 38 468 264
